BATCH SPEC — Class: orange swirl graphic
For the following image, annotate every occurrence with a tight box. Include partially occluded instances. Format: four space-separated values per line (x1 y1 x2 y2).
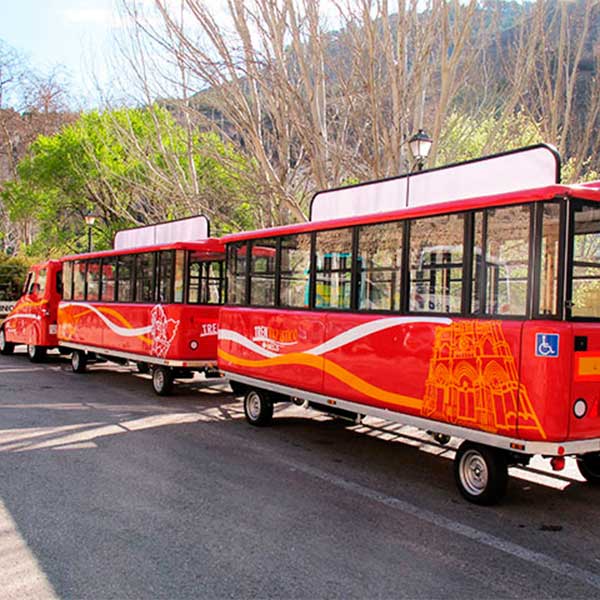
15 299 48 309
59 305 152 345
218 348 423 411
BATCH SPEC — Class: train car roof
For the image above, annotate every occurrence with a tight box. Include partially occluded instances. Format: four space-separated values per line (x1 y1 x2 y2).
60 237 225 261
221 183 600 244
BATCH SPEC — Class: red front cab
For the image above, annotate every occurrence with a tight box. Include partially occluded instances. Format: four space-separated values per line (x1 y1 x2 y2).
0 260 62 354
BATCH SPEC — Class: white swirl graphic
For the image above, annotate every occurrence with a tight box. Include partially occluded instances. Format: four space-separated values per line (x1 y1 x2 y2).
219 316 452 358
60 302 152 337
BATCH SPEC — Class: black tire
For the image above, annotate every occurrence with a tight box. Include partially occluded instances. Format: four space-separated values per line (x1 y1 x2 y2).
0 328 14 355
243 389 273 426
230 380 247 397
136 361 150 374
454 442 508 505
58 346 71 356
152 366 174 396
27 344 47 363
71 350 87 373
577 452 600 484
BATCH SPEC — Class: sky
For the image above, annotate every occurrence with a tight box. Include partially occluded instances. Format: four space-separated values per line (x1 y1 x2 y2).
0 0 121 106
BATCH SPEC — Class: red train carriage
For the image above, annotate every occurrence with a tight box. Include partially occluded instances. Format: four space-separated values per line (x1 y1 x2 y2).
0 260 62 361
58 217 226 395
217 145 600 504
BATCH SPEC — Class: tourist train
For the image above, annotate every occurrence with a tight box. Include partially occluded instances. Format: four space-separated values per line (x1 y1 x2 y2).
3 145 600 503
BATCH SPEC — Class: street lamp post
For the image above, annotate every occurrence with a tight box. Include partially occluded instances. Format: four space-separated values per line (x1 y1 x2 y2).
408 129 433 172
84 215 97 252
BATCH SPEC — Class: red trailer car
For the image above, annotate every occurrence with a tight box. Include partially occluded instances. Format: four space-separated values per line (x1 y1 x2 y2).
58 237 225 395
217 145 600 504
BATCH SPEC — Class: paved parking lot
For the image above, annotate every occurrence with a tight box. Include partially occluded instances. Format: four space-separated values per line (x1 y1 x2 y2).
1 349 600 599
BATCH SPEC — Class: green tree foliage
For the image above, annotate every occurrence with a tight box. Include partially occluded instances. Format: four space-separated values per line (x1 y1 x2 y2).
0 252 31 300
1 106 255 256
436 112 543 166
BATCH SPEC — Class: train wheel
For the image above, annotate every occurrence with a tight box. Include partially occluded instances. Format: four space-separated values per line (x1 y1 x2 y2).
454 441 508 505
27 344 47 363
243 389 273 427
0 329 14 355
71 350 87 373
152 366 173 396
577 453 600 484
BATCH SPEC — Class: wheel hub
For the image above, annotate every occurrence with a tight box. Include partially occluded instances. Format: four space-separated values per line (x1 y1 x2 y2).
460 450 488 496
155 371 164 389
247 393 261 419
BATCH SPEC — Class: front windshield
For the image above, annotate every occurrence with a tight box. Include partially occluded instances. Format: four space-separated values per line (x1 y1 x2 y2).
571 200 600 318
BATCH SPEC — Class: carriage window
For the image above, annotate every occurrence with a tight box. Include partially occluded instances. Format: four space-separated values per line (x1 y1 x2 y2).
135 253 155 303
22 272 33 295
156 251 173 304
280 234 312 308
86 260 100 301
73 261 86 301
37 269 47 295
539 202 561 317
315 229 353 309
205 262 223 303
357 221 403 311
117 255 134 302
484 205 530 316
571 201 600 318
174 251 185 303
250 238 277 306
188 259 201 304
62 262 73 300
227 243 247 305
188 255 223 304
471 212 484 314
101 258 116 302
409 214 464 313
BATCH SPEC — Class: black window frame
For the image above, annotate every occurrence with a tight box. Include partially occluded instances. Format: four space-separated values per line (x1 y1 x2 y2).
278 232 313 310
406 212 466 317
566 197 600 321
223 199 568 321
247 237 280 308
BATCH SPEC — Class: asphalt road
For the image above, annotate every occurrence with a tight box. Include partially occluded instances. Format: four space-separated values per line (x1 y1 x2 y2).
1 349 600 599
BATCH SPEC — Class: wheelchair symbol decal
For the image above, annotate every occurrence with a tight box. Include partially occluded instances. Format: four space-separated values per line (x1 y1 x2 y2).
536 333 559 358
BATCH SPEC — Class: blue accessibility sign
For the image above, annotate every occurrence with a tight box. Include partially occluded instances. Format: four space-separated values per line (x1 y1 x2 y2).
535 333 559 358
